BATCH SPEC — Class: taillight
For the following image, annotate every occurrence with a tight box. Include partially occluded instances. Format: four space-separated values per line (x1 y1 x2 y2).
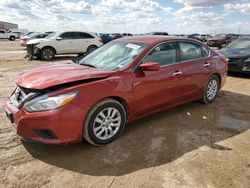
219 54 229 65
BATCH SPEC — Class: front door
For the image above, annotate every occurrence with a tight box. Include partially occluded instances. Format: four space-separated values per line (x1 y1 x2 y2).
131 42 185 116
56 32 77 54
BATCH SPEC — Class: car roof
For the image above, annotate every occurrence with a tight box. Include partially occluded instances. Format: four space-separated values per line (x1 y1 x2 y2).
117 36 200 45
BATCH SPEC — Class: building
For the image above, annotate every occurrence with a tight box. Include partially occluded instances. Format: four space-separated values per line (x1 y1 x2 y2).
0 21 18 31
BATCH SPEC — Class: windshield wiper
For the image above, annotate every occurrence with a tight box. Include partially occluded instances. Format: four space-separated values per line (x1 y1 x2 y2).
80 63 97 68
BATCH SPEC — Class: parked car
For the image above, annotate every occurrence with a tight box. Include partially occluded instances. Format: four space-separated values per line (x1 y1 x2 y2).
0 29 18 41
20 32 34 38
11 32 25 39
149 32 168 36
187 34 203 41
5 36 228 146
100 34 113 44
123 33 133 36
227 34 239 41
112 33 123 40
200 34 213 42
207 34 232 48
26 31 103 60
218 37 250 74
20 32 42 46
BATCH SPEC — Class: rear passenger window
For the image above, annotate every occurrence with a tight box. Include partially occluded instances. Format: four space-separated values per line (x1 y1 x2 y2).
78 32 94 39
201 46 210 57
179 42 203 61
143 42 177 66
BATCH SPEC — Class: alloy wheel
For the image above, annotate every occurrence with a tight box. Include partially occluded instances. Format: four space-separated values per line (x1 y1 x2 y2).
206 79 218 100
42 48 54 60
93 107 121 140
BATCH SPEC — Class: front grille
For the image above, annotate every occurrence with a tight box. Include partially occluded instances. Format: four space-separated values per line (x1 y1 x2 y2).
9 87 27 108
27 44 33 57
9 86 39 109
34 129 58 139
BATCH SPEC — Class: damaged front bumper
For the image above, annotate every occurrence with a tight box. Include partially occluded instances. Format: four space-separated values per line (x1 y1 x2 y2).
26 44 41 60
5 86 85 144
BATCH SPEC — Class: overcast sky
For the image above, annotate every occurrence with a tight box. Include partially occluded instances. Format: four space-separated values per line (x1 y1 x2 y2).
0 0 250 34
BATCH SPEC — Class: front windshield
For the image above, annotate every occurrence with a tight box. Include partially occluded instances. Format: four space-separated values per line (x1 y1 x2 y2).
46 32 58 39
78 41 148 70
214 34 225 38
226 39 250 49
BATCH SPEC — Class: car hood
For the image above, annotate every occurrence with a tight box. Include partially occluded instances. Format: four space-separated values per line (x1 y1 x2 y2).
218 48 250 58
17 61 115 89
27 38 49 45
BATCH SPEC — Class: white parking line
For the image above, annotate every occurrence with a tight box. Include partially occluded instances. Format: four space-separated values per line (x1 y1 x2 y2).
0 50 26 54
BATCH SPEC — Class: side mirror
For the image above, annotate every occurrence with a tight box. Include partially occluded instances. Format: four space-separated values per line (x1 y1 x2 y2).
56 36 62 41
139 62 160 71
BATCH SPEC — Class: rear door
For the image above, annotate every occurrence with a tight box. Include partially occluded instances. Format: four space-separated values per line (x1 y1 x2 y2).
74 32 96 53
132 42 185 116
177 41 214 102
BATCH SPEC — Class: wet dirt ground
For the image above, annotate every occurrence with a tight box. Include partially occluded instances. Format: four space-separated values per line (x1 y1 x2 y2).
0 40 250 188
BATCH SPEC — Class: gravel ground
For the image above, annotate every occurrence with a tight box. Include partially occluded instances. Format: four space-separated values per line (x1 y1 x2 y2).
0 40 250 188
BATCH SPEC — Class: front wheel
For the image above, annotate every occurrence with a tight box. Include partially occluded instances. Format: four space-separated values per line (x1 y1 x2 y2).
40 47 55 61
83 99 126 146
202 75 220 104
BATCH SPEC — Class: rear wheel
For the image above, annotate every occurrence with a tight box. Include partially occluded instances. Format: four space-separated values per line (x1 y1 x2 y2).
40 47 55 61
9 36 15 41
83 99 126 146
202 75 220 104
86 45 97 55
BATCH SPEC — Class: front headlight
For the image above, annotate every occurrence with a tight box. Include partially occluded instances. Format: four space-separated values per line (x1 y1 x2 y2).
24 92 78 112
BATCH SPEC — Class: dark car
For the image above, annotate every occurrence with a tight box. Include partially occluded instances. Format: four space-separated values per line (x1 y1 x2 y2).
112 33 123 40
219 37 250 74
227 34 239 41
100 34 113 44
207 34 232 48
123 33 133 36
149 32 168 36
5 36 228 146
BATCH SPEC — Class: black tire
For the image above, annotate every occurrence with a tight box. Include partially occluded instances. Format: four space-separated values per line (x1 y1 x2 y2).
9 36 15 41
40 47 55 61
86 45 97 55
83 98 126 146
202 75 220 104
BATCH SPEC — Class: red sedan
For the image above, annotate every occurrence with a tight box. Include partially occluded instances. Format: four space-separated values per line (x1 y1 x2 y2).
5 37 228 146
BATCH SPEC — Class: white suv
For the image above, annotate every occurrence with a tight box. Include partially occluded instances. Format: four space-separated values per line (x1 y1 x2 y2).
26 31 103 60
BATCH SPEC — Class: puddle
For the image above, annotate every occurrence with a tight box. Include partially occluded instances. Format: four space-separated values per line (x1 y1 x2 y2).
218 114 250 131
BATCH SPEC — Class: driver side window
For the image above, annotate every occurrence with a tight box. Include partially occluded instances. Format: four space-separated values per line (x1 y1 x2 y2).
143 42 177 66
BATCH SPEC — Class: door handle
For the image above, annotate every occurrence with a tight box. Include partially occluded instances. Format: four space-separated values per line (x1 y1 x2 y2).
173 70 182 76
204 62 210 67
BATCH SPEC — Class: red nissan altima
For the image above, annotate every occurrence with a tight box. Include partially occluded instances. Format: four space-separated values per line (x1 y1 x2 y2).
5 36 228 146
